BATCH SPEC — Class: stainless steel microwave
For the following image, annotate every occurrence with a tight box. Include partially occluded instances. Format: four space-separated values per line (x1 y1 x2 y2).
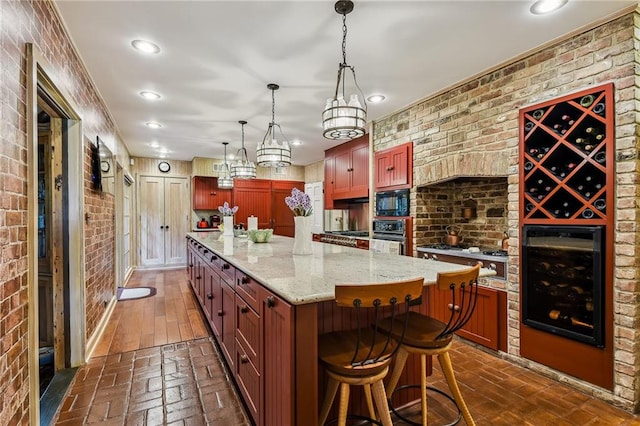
375 189 410 217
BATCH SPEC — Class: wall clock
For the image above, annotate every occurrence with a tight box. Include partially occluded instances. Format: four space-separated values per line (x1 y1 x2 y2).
158 161 171 173
100 160 110 173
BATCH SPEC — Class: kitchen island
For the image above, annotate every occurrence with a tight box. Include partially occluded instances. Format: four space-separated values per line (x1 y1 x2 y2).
186 232 495 426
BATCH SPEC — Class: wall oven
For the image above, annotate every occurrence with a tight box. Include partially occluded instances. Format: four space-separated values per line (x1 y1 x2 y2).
375 189 409 217
372 219 407 255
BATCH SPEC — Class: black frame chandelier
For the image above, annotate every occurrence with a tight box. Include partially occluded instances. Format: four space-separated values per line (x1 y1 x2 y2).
256 83 292 167
217 141 234 188
322 0 367 140
230 120 256 179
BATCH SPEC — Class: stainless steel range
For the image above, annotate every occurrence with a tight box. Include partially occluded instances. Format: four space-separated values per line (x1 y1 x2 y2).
417 244 508 279
312 231 370 250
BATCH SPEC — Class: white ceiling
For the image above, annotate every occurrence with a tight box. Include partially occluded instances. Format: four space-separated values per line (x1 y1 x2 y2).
55 0 634 166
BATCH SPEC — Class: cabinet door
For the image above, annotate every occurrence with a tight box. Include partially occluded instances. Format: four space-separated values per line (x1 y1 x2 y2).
332 148 352 197
349 140 369 198
262 288 294 425
374 143 412 190
374 152 392 188
207 266 223 338
163 177 190 265
220 279 236 368
193 176 216 209
232 179 272 229
324 155 335 209
271 181 304 237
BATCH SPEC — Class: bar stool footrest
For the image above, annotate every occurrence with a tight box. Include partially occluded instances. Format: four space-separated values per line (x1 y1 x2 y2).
324 413 383 425
388 384 462 426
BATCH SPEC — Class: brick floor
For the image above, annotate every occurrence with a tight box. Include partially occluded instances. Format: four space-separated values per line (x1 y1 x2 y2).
54 338 249 425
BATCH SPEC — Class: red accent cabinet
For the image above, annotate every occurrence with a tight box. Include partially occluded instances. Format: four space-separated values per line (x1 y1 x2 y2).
374 142 413 190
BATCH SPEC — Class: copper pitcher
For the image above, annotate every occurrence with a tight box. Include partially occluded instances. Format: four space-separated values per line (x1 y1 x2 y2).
444 226 464 246
501 232 509 250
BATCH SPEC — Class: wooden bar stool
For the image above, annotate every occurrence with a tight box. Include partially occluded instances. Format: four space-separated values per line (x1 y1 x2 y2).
380 264 481 426
318 277 425 426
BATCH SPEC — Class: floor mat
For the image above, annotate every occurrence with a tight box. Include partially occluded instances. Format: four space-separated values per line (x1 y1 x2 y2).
116 286 157 301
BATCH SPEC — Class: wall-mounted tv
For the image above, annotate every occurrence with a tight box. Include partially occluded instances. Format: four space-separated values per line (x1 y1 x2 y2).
91 136 103 191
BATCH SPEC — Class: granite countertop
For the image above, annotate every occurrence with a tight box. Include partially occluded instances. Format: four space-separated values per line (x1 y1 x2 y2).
188 232 496 305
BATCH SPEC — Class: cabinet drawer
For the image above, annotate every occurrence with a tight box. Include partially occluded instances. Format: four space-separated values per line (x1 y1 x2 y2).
235 294 260 368
235 272 260 313
235 340 261 424
219 259 235 285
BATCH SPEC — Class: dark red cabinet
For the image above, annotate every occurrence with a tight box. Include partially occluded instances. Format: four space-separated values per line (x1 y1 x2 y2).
374 142 412 190
325 134 369 201
193 176 231 210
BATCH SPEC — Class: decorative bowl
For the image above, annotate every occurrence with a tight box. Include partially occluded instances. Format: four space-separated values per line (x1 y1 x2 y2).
247 229 273 243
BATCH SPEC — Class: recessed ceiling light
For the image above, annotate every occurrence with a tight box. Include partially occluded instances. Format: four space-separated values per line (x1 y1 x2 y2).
227 153 235 160
158 154 167 158
131 39 161 54
530 0 568 15
140 91 161 100
367 94 386 103
146 122 162 129
292 139 302 146
149 142 159 148
159 148 169 154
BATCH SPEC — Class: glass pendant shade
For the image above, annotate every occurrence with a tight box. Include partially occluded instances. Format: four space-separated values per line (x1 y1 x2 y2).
218 142 234 189
323 0 367 140
230 120 256 179
257 83 292 167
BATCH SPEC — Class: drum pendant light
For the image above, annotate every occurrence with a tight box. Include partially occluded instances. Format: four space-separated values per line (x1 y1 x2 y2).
256 83 292 167
322 0 367 140
217 142 234 188
230 120 256 179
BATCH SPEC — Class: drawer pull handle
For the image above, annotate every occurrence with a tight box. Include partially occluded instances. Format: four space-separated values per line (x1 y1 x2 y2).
222 264 230 270
240 355 249 364
217 310 224 316
241 276 250 284
204 249 209 254
241 305 249 314
189 263 193 268
196 276 201 280
266 296 276 308
211 256 217 262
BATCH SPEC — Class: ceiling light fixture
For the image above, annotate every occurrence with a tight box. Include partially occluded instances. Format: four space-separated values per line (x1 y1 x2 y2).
256 83 292 167
530 0 568 15
140 91 161 100
230 120 256 179
322 0 366 140
367 94 386 103
131 39 161 54
218 142 234 189
146 121 162 129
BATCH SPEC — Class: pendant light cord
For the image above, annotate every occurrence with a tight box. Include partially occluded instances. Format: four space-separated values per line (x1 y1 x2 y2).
341 13 348 66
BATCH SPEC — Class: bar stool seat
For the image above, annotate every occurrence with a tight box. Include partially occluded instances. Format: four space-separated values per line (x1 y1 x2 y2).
318 278 425 426
380 264 481 426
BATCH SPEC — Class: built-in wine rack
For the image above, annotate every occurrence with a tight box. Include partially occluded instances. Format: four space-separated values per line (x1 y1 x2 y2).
520 83 613 223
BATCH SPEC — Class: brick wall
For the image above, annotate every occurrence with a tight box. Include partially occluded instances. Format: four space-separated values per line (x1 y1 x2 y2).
373 13 640 410
0 1 123 423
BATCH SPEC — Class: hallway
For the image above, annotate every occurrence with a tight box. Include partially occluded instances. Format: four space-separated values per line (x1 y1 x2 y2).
52 269 639 425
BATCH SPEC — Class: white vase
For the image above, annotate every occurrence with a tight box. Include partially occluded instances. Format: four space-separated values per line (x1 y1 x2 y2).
292 215 313 256
223 216 234 237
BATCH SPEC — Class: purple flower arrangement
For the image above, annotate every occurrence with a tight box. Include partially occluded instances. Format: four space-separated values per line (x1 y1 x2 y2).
218 201 238 216
285 188 313 217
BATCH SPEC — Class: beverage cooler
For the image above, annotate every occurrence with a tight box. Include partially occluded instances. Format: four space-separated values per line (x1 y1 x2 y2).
522 225 604 347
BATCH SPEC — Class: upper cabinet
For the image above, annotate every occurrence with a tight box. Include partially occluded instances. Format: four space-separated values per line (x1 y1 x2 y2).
324 134 369 203
193 176 232 210
374 142 413 190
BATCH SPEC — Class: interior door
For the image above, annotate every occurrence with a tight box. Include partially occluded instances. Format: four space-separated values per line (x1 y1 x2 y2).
139 176 165 266
163 177 189 265
304 182 324 235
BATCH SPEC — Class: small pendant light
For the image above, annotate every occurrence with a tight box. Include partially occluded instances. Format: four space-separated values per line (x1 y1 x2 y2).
230 120 256 179
256 83 292 167
217 142 234 189
322 0 367 140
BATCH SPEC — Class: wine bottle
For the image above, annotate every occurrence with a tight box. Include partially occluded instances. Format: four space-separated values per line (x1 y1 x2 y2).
594 198 606 210
594 151 606 164
524 121 535 132
583 144 595 152
593 102 605 115
524 161 534 171
580 94 595 107
532 109 544 120
585 127 601 135
582 209 595 219
548 310 594 329
525 203 535 212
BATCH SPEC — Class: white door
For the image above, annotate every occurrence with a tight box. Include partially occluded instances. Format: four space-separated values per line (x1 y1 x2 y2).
305 182 324 235
139 176 189 267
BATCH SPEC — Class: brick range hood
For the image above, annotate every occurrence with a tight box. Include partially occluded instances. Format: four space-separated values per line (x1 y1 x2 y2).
414 177 509 250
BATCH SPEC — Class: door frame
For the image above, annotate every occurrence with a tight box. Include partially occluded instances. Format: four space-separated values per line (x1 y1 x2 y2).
26 43 86 425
